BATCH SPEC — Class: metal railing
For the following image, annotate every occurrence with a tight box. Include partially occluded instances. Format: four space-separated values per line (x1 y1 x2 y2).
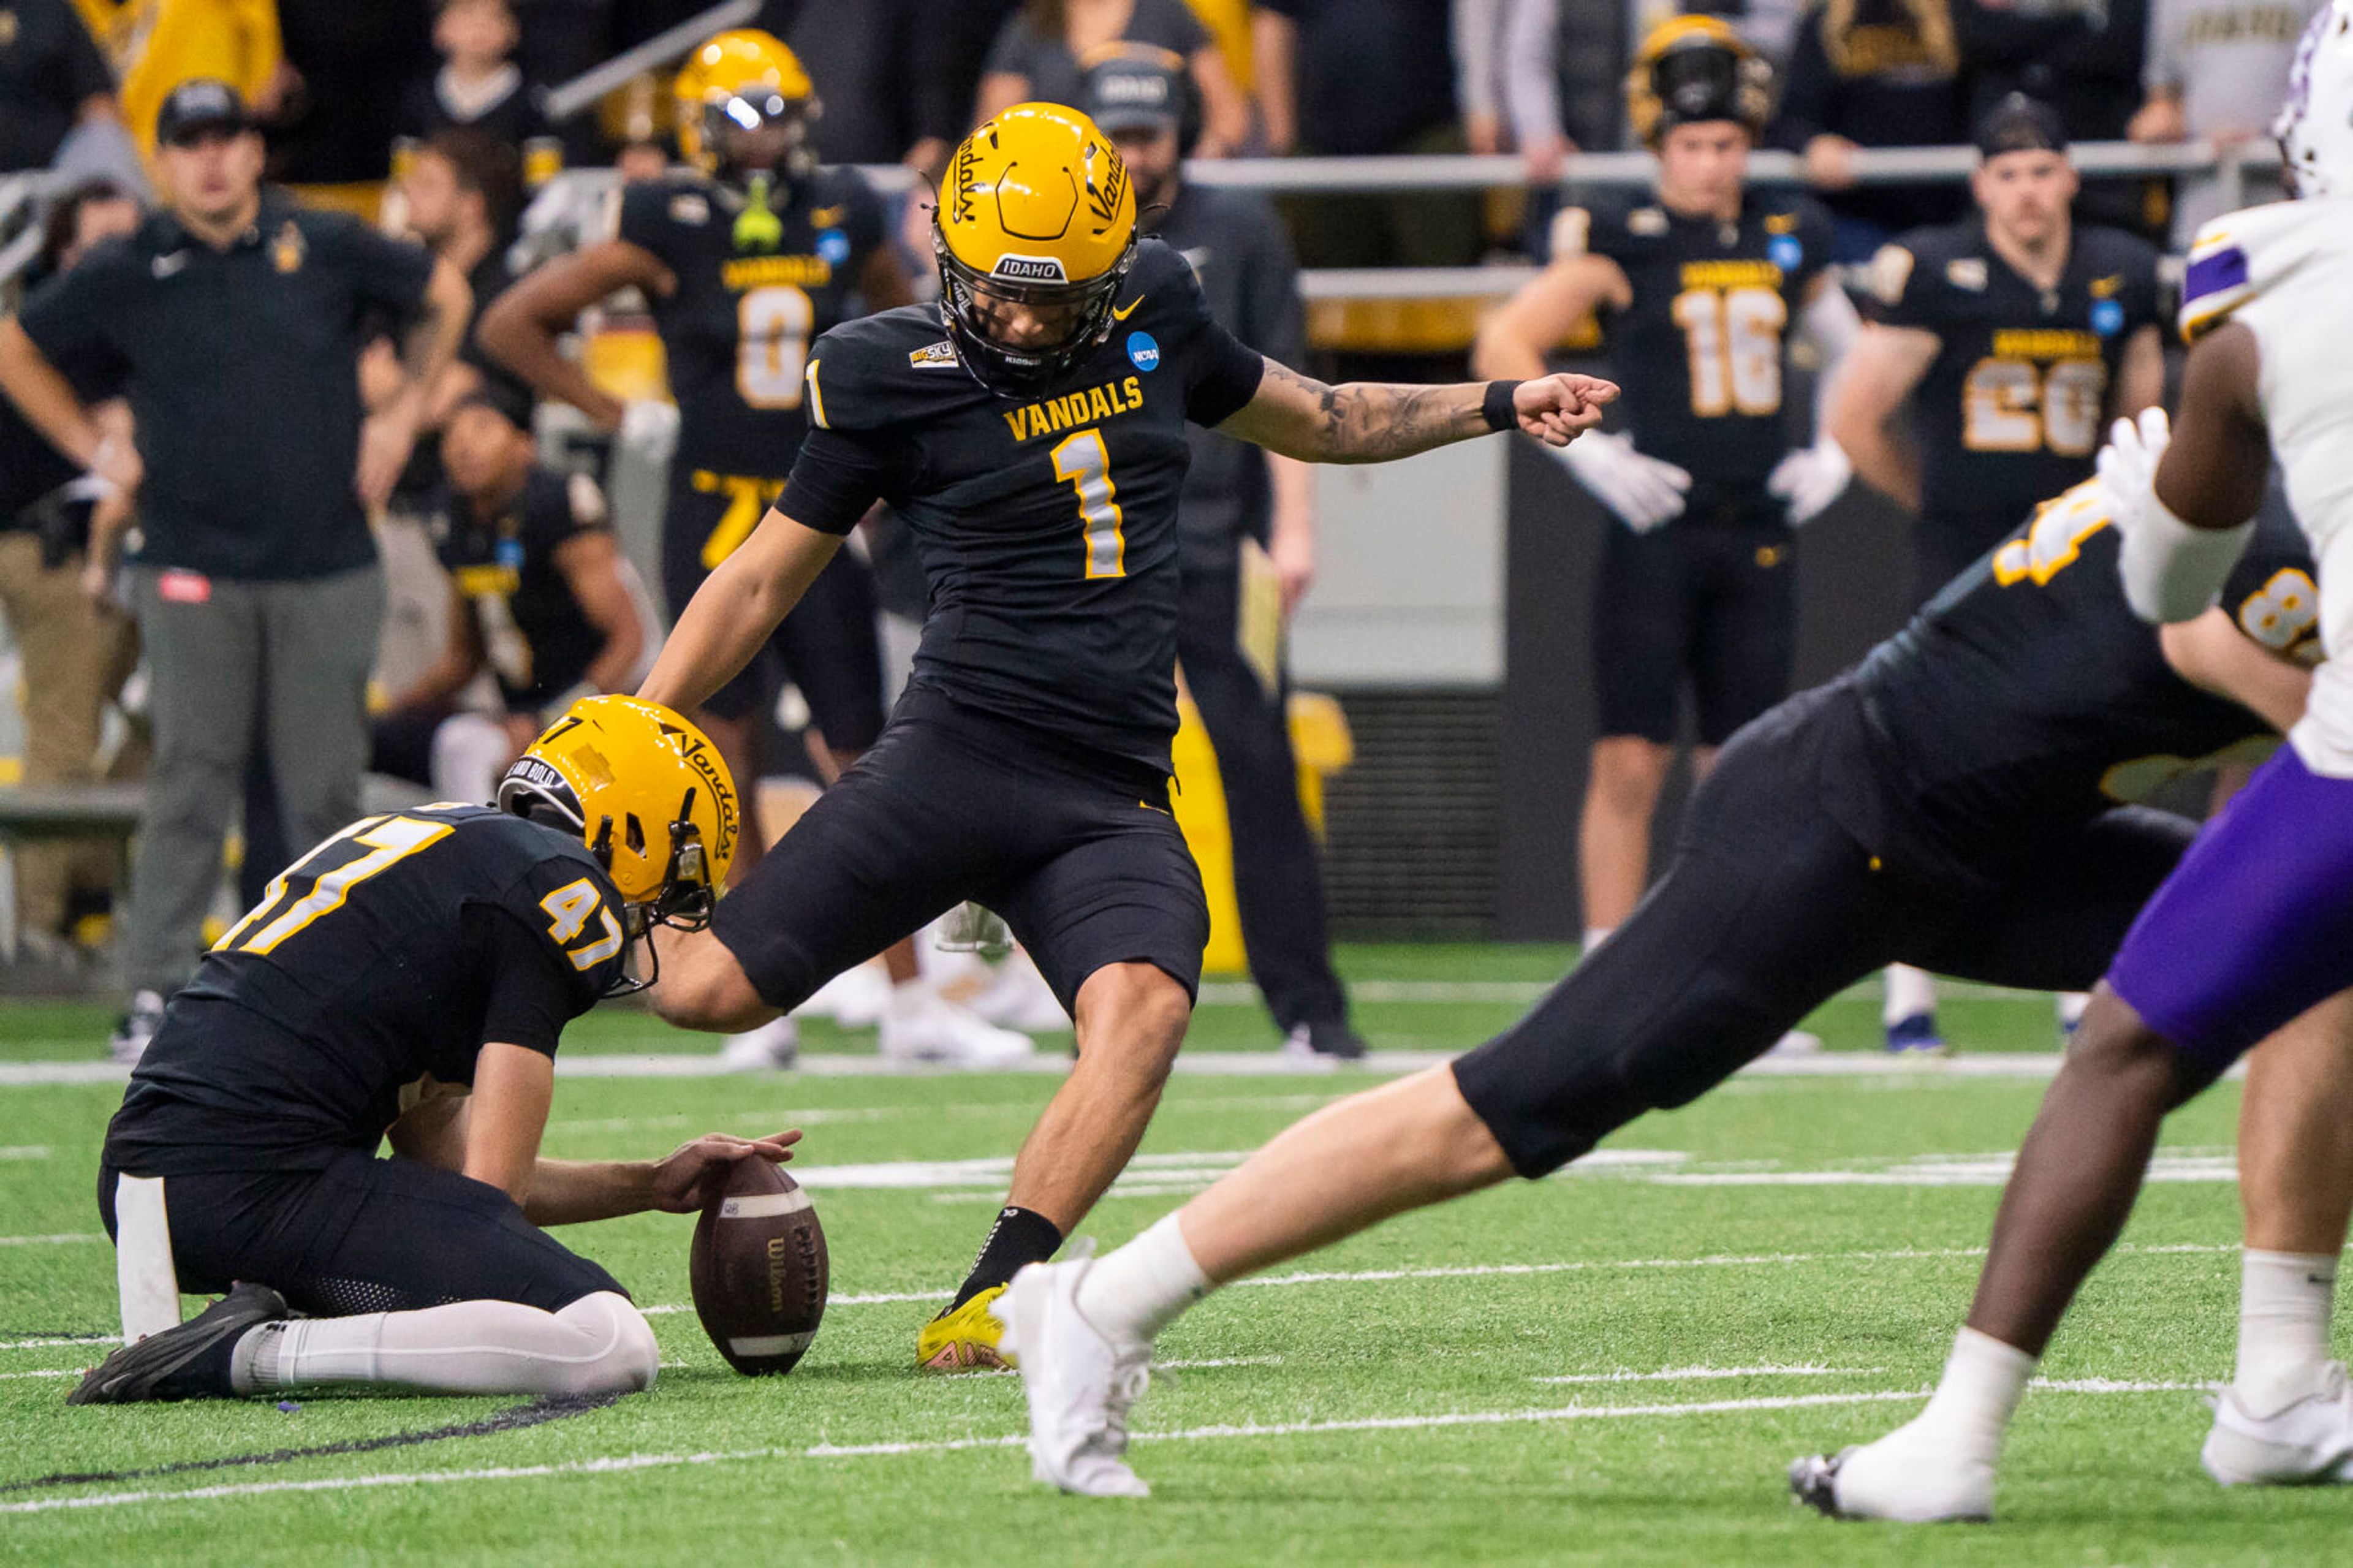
1 137 2284 301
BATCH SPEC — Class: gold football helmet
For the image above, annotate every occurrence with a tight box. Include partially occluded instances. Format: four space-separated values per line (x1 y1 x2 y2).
934 102 1137 394
1625 16 1773 146
498 696 738 990
674 28 818 186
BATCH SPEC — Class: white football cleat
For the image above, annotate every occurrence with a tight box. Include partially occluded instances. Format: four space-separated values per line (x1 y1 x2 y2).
1765 1029 1822 1058
878 984 1035 1067
1790 1417 1995 1522
110 989 165 1066
2203 1363 2353 1485
719 1015 799 1070
971 950 1070 1033
999 1250 1153 1498
796 962 890 1028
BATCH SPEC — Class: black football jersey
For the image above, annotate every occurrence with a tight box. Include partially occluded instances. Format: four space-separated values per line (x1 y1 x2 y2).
778 240 1267 772
1866 219 2162 550
617 167 887 476
435 466 609 713
1557 189 1835 484
1836 479 2317 878
104 806 626 1175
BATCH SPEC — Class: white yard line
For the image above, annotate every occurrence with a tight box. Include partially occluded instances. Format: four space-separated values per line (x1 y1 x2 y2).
0 1050 2099 1088
0 1379 2227 1515
0 1234 102 1246
0 1240 2242 1354
1534 1365 1883 1385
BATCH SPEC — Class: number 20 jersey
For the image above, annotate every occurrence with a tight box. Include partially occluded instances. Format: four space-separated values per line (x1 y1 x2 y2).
1555 189 1834 485
105 806 626 1175
779 240 1266 773
1865 218 2161 547
615 167 885 474
2181 194 2353 776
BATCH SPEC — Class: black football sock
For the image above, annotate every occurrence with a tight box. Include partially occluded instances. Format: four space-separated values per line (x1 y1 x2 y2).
945 1205 1063 1311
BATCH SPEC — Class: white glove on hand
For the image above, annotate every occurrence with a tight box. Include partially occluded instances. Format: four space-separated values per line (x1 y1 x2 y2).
1767 437 1853 526
618 399 681 464
1555 430 1692 533
2093 406 2171 532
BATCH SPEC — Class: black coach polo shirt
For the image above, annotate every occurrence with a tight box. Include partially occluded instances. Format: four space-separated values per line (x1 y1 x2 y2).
17 189 434 582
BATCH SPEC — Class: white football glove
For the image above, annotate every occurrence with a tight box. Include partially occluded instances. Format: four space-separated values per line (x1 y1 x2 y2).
1767 437 1853 526
2093 405 2170 534
1553 430 1692 533
618 398 681 464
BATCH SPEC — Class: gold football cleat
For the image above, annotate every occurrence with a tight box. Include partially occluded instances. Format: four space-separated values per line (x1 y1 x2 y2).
916 1286 1014 1371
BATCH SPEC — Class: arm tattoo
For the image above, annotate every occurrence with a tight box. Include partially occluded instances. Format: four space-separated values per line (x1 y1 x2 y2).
1260 358 1485 462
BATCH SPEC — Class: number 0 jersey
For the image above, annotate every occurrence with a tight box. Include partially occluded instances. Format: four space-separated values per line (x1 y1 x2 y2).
104 806 626 1176
779 240 1266 772
2181 195 2353 777
616 167 886 475
1865 218 2162 553
1554 189 1834 485
1833 480 2316 883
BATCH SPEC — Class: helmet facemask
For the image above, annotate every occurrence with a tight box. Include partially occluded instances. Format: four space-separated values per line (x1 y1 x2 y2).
700 87 818 199
934 218 1135 396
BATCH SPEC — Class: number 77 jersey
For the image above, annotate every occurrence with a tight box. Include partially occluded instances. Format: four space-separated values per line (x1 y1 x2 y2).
778 238 1268 774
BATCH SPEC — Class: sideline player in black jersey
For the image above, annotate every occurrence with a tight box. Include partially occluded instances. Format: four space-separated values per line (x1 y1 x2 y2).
1474 16 1860 964
479 31 912 820
1828 93 2165 1051
482 34 1031 1069
373 387 648 803
634 102 1616 1370
998 473 2321 1495
72 699 795 1405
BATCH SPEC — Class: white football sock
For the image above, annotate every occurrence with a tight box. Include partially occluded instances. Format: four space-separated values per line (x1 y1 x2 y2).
1884 963 1938 1026
1581 927 1613 958
236 1291 658 1398
1075 1211 1211 1346
1911 1327 2036 1461
2235 1249 2338 1411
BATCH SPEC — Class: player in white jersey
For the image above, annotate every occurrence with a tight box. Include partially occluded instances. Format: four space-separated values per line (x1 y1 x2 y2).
1794 0 2353 1520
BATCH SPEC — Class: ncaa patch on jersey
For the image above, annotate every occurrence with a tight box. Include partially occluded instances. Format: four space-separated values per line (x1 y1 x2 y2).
2090 297 2126 338
1767 233 1803 271
1127 331 1161 371
816 228 851 266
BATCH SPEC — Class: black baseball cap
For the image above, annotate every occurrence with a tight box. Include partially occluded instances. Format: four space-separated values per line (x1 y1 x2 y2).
1975 93 2067 159
1079 48 1186 135
154 78 252 146
451 379 537 433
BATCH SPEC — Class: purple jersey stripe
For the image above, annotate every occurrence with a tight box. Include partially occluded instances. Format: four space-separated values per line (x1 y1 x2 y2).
2183 244 2249 307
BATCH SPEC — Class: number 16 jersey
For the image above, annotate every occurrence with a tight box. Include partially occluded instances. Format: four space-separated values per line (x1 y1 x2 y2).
1557 189 1833 485
779 240 1266 773
616 167 887 475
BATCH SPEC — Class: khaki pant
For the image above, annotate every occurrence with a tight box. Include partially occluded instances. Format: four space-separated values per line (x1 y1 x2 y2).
0 533 137 936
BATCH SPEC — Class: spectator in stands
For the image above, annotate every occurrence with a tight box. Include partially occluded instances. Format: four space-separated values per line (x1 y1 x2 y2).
374 385 645 806
1077 51 1370 1061
1455 0 1572 181
1254 0 1481 271
784 0 1000 176
0 0 122 173
265 0 436 187
0 181 140 969
395 0 564 189
977 0 1251 156
1771 0 1971 260
0 80 469 1059
1957 0 2156 230
2129 0 2319 240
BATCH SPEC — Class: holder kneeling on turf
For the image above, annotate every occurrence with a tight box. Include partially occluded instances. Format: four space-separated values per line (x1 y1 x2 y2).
74 696 803 1404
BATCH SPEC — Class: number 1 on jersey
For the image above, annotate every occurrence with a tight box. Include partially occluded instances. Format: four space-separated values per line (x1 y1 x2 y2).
1051 427 1127 578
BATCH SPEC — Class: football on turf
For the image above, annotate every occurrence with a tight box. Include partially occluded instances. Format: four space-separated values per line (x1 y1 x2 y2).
689 1157 828 1375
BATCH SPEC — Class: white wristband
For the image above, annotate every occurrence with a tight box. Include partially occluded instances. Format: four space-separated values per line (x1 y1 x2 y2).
2118 494 2255 624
